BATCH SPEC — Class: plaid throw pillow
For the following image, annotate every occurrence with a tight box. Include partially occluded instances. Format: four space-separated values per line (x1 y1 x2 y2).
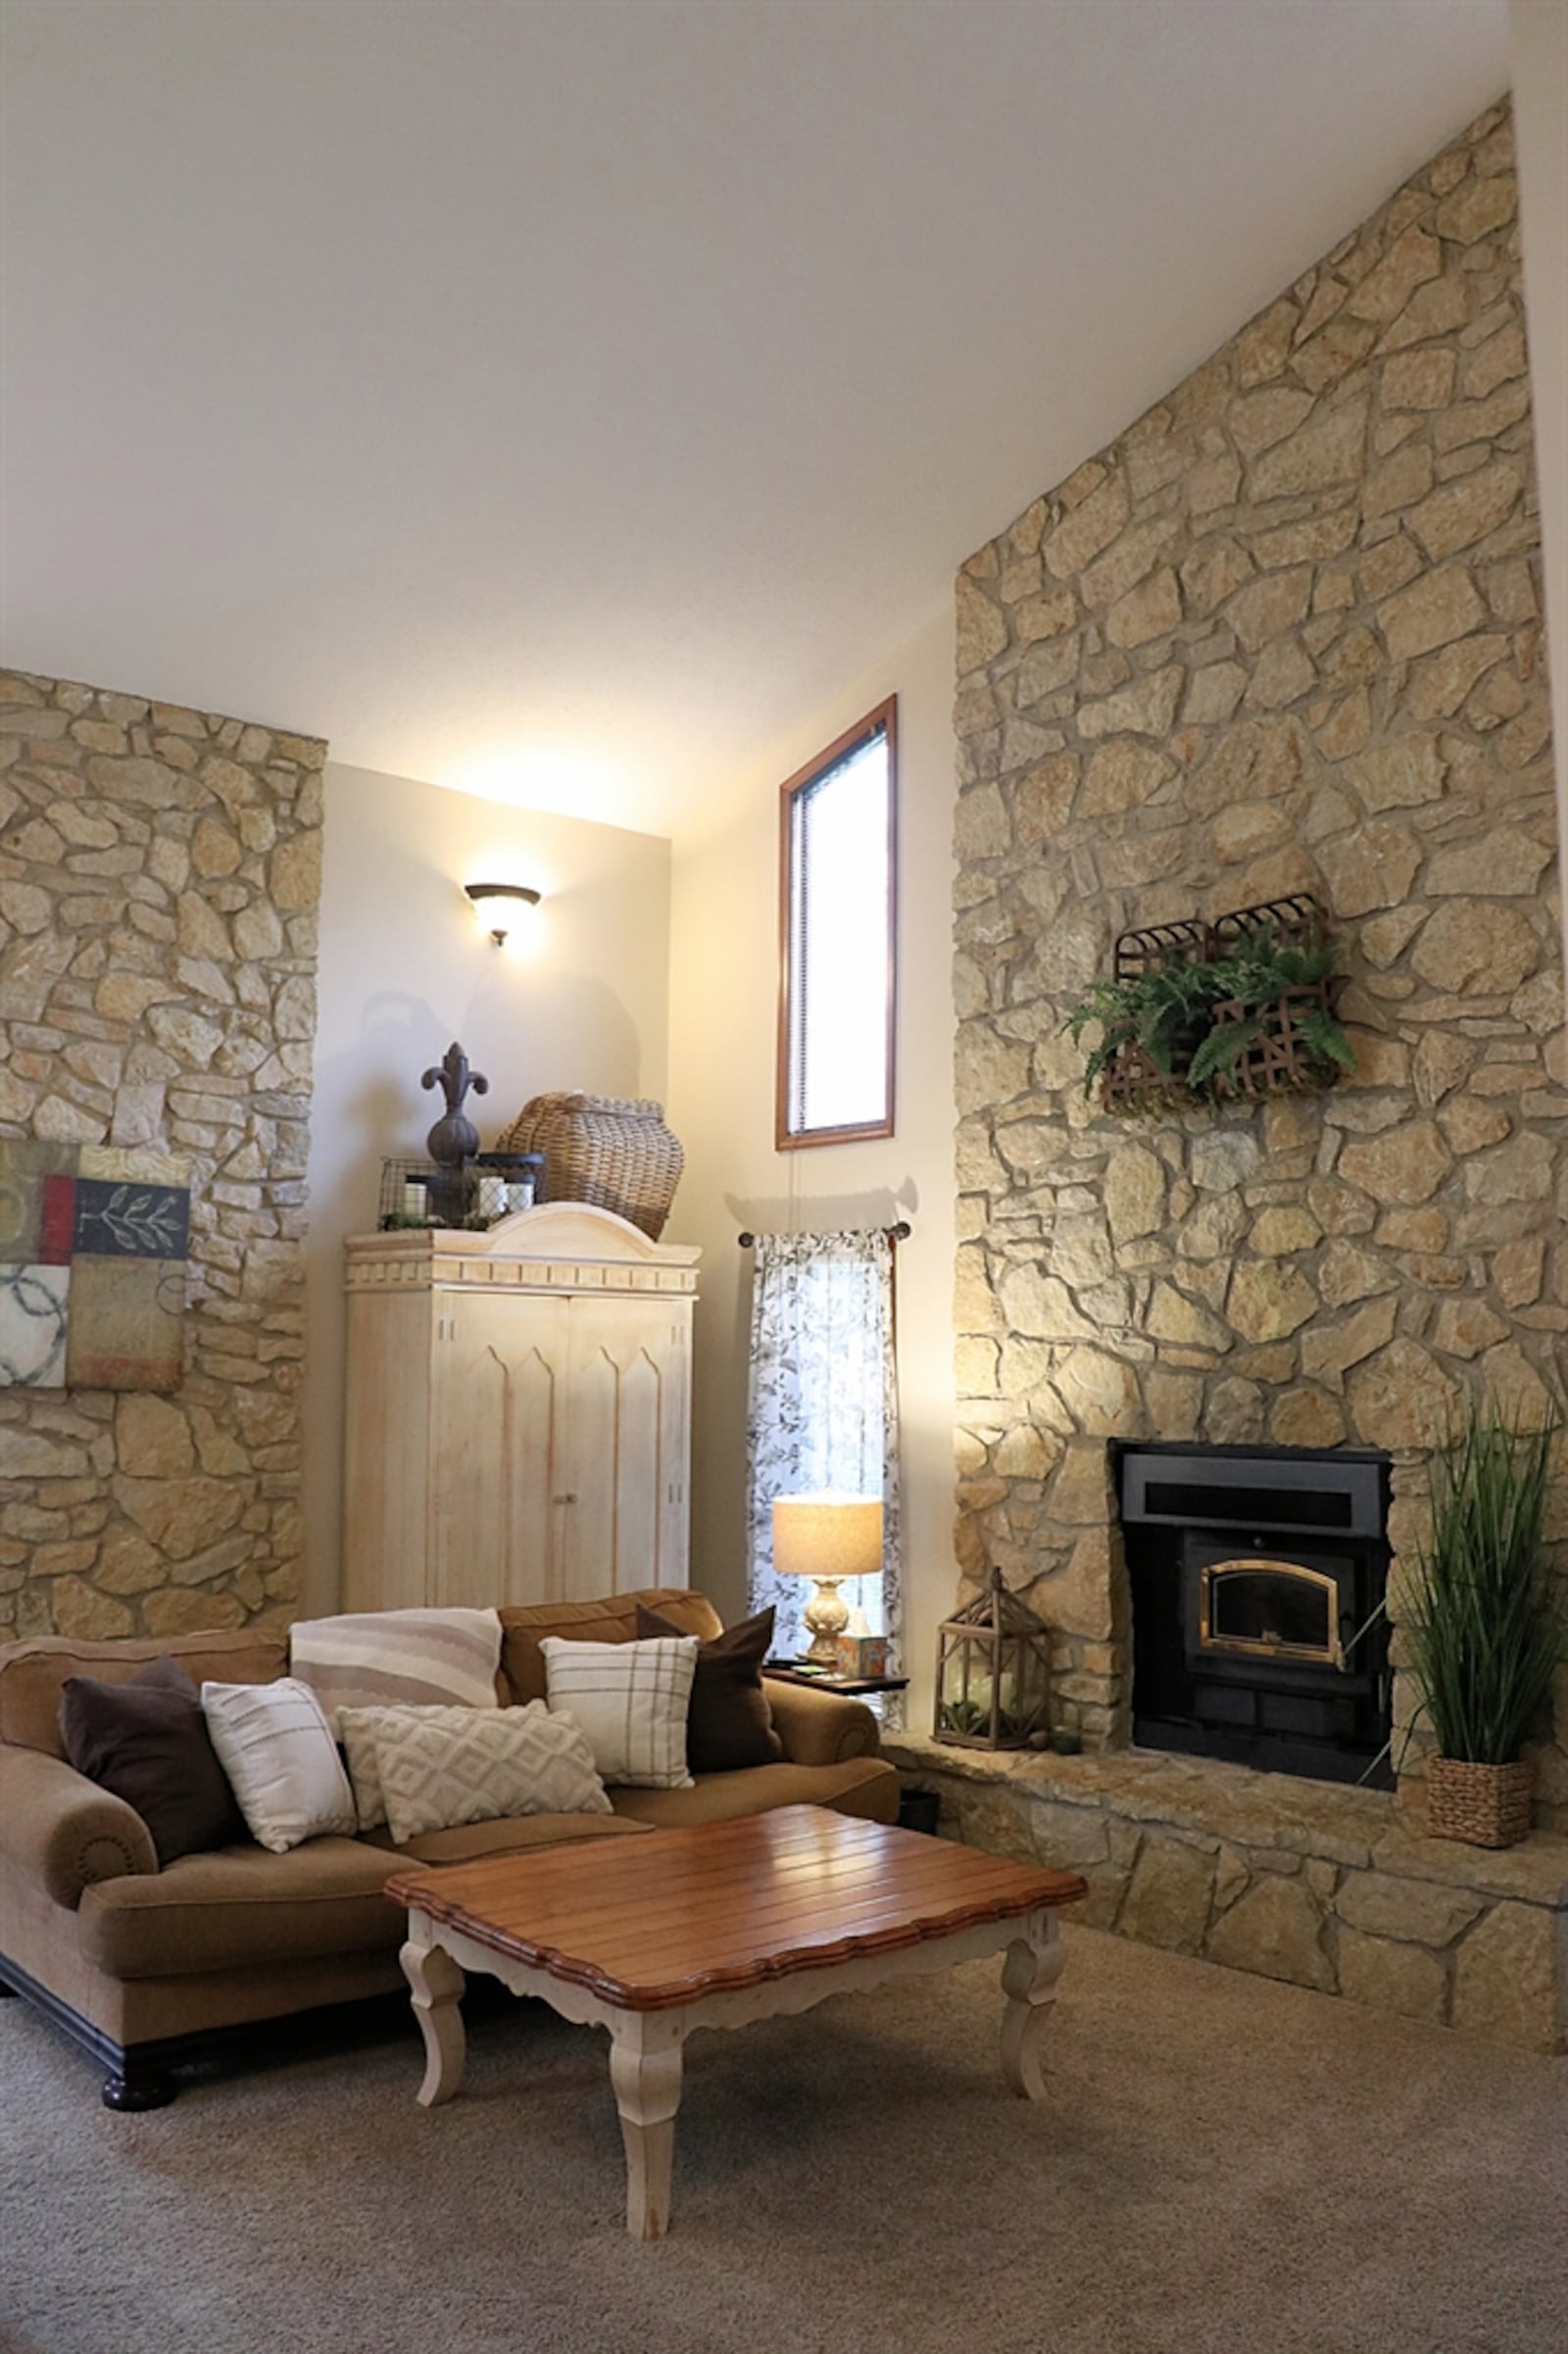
539 1636 699 1789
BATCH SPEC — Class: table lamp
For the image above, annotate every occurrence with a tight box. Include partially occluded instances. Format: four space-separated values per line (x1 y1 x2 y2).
771 1495 884 1667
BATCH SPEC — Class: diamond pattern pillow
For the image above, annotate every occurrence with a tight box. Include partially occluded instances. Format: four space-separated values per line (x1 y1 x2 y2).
341 1701 612 1846
336 1701 459 1830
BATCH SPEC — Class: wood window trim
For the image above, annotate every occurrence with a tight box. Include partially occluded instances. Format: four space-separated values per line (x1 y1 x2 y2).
774 695 898 1152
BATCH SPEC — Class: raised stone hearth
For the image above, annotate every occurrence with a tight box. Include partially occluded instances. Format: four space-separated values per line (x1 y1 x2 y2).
887 1734 1568 2052
949 99 1567 1834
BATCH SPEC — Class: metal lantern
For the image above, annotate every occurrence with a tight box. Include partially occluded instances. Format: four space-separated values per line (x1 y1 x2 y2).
934 1566 1052 1749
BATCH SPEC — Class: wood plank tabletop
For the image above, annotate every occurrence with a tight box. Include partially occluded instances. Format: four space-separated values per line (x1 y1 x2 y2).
384 1804 1087 2011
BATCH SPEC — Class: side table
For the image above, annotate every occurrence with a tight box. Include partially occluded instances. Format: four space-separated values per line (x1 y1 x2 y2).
762 1661 909 1698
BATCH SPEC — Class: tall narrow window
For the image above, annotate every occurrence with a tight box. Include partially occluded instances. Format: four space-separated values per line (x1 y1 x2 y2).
776 697 897 1149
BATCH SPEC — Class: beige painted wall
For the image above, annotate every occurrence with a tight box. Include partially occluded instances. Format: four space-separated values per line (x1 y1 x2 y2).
1511 0 1568 986
302 762 670 1613
664 607 956 1719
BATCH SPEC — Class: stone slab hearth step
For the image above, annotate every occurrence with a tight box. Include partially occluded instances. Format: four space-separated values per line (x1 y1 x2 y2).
886 1734 1568 2054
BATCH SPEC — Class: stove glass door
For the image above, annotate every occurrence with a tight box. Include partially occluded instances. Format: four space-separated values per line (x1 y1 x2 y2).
1200 1557 1343 1669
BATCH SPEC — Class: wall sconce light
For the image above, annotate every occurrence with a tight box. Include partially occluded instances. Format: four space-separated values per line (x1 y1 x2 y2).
465 880 541 948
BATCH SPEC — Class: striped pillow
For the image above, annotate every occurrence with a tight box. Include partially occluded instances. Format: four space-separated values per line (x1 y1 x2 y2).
289 1609 502 1734
539 1636 698 1789
201 1678 357 1854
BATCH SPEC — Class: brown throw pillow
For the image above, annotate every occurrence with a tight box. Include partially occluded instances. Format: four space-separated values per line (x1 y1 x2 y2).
635 1603 784 1774
59 1656 248 1867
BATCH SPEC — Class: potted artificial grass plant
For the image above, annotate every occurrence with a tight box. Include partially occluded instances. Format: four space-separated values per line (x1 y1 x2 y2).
1405 1405 1562 1849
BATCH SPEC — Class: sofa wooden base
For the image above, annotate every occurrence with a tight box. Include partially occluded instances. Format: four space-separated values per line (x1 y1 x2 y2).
0 1949 425 2109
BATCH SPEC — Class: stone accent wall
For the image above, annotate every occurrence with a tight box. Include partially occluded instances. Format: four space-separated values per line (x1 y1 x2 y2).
951 103 1567 1818
0 668 324 1643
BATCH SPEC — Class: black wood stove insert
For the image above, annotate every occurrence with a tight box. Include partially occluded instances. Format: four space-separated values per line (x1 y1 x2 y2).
1117 1441 1393 1789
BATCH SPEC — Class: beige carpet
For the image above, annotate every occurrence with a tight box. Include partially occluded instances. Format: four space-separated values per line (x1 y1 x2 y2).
1 1927 1563 2354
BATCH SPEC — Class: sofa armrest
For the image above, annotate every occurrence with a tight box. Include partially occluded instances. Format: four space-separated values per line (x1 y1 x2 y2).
0 1743 158 1910
761 1677 880 1766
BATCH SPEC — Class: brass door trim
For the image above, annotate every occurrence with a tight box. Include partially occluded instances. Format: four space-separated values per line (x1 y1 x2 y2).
1199 1556 1344 1671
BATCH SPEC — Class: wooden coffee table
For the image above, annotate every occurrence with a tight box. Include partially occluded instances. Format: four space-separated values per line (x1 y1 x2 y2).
384 1804 1087 2240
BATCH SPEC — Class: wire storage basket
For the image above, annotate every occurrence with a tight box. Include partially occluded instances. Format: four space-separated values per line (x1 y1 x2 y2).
473 1152 545 1219
496 1093 684 1238
377 1152 543 1232
378 1157 446 1229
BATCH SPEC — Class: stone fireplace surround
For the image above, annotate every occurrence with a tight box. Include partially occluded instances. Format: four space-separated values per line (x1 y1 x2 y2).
925 100 1568 2050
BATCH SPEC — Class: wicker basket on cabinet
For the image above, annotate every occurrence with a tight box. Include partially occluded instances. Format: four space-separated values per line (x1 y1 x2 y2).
496 1092 684 1239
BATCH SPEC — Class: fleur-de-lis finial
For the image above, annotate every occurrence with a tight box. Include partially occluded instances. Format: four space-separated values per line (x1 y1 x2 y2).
420 1041 489 1168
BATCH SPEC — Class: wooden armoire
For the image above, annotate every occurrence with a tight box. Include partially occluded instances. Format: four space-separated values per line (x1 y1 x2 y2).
341 1202 700 1611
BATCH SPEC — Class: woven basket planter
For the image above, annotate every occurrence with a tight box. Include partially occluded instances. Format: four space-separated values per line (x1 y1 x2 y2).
1091 891 1344 1115
1207 980 1338 1100
1100 1033 1201 1115
1099 916 1210 1115
496 1092 684 1240
1425 1755 1535 1849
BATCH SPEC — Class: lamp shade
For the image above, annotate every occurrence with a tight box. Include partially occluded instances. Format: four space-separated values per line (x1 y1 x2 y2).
771 1496 884 1582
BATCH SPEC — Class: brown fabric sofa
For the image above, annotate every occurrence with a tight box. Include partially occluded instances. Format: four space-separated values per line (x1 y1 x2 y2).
0 1587 897 2106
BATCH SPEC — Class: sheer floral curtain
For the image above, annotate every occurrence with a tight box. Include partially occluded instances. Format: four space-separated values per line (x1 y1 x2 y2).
744 1228 902 1674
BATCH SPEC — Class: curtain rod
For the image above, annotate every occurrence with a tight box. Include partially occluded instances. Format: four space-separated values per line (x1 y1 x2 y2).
737 1221 911 1248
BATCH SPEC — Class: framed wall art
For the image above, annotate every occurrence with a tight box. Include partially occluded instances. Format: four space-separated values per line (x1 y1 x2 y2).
0 1142 189 1392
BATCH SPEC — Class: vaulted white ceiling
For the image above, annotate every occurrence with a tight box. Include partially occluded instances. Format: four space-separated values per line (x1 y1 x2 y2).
1 0 1508 834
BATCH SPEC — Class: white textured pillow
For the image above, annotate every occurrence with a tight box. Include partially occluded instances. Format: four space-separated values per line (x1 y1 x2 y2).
341 1701 612 1845
336 1701 457 1831
539 1636 698 1790
288 1607 502 1732
201 1678 357 1854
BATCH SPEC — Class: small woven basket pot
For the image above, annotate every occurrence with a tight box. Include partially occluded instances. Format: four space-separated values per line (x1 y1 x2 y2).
1425 1756 1534 1849
496 1092 683 1240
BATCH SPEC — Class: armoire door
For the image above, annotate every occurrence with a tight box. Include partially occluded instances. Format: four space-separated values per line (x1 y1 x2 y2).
429 1290 570 1607
560 1297 689 1599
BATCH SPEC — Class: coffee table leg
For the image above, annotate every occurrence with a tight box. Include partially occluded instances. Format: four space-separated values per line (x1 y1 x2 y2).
402 1932 467 2107
608 2011 685 2242
1000 1908 1066 2101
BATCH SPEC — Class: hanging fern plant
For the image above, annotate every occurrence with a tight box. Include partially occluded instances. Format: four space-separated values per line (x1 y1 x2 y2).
1187 927 1353 1102
1065 911 1352 1114
1065 956 1227 1104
